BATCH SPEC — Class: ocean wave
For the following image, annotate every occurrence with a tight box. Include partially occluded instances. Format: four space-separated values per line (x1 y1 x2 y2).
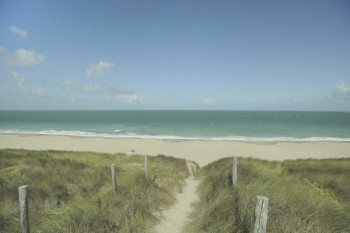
1 129 350 142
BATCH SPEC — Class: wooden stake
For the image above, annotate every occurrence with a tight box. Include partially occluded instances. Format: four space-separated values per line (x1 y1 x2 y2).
19 185 30 233
111 164 117 194
254 196 269 233
144 155 148 178
232 156 237 188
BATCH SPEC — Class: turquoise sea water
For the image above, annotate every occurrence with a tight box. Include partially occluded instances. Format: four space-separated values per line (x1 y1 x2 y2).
0 110 349 141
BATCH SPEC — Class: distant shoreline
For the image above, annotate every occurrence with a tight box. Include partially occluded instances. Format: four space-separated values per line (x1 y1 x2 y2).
1 130 349 142
1 134 349 166
1 111 349 142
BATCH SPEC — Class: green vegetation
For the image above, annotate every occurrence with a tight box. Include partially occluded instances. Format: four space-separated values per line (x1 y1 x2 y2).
3 149 349 232
0 149 189 233
185 157 350 233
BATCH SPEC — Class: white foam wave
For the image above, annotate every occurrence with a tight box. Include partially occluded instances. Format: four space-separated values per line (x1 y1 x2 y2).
0 129 349 142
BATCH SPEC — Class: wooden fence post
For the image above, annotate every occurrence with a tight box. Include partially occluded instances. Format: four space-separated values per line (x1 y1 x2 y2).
232 156 237 188
111 164 117 194
144 155 148 178
254 195 269 233
18 185 30 233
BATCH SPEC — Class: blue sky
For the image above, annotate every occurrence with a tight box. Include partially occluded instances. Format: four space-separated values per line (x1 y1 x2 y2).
0 0 349 110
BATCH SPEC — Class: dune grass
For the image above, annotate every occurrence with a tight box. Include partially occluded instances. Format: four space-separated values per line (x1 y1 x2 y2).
281 158 350 203
0 149 189 233
185 157 350 233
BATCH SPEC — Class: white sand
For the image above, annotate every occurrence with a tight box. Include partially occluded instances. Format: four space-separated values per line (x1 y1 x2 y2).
1 134 349 166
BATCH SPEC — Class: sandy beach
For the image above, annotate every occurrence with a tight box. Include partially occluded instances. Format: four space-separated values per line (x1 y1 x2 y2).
1 134 349 166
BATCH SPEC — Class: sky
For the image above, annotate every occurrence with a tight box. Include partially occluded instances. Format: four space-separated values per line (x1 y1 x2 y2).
0 0 349 110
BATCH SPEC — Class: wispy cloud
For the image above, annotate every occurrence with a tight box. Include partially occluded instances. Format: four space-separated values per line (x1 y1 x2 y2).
9 26 28 38
315 80 350 102
108 87 136 95
56 79 80 103
8 72 46 97
83 84 101 93
334 80 350 101
86 60 114 78
203 98 214 105
114 94 144 105
57 79 77 93
0 47 46 67
259 80 350 110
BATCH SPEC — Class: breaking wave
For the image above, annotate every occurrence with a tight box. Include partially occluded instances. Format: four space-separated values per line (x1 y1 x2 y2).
1 129 350 142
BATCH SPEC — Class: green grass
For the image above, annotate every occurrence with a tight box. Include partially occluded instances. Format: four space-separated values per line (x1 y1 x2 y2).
185 157 350 233
0 149 189 233
281 158 350 203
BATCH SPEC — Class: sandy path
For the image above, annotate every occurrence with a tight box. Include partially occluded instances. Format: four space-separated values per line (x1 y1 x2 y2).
152 162 200 233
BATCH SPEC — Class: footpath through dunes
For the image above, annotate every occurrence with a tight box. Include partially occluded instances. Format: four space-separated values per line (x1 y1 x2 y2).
152 161 200 233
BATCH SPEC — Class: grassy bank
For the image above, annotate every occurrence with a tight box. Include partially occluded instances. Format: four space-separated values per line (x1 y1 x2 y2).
0 149 189 233
185 157 350 233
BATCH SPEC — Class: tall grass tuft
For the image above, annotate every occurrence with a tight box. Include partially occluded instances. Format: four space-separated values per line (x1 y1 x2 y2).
185 157 350 233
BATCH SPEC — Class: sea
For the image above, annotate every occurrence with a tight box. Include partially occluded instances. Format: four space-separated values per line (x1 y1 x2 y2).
0 110 349 142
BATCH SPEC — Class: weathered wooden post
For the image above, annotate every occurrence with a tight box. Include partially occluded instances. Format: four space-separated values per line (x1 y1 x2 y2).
254 195 269 233
232 156 237 188
144 155 148 178
18 185 30 233
111 164 117 194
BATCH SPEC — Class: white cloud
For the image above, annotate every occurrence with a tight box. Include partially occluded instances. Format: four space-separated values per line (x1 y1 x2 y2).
203 98 214 104
261 80 350 110
335 80 350 96
0 47 46 67
313 80 350 103
86 60 114 78
9 26 28 38
9 71 26 88
114 94 144 105
8 72 46 97
333 80 350 101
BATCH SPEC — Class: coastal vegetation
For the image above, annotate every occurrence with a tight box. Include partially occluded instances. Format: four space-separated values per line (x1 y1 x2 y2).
0 149 189 232
185 157 350 233
2 148 349 233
